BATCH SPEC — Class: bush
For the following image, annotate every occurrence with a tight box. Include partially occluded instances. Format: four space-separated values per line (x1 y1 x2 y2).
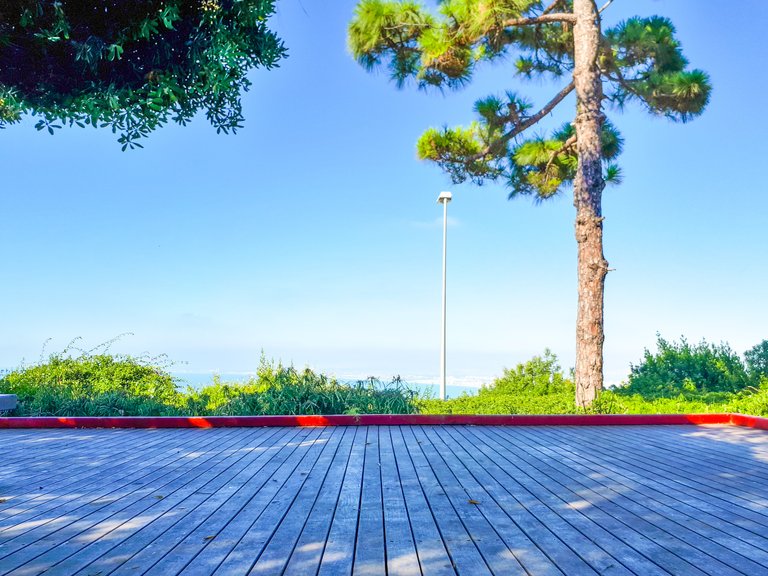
419 350 576 414
418 392 578 415
591 390 732 415
621 335 750 398
480 349 574 397
0 353 180 416
0 351 418 417
745 340 768 382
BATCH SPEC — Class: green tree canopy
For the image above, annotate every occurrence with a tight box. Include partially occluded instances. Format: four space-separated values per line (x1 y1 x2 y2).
625 335 750 397
0 0 285 149
349 0 709 197
349 0 710 406
745 340 768 382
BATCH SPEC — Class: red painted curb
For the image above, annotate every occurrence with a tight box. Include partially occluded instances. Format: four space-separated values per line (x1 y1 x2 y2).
729 413 768 430
0 413 733 429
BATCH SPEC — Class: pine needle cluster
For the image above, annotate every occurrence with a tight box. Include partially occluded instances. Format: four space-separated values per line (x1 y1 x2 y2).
349 0 711 200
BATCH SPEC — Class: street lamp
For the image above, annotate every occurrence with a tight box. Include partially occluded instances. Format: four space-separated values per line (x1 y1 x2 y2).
437 191 452 401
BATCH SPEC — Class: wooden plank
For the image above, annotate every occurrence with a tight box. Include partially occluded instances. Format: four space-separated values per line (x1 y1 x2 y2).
502 426 748 576
410 426 532 576
0 428 237 542
316 425 367 576
105 427 308 576
0 428 258 575
522 426 768 574
71 427 298 576
282 427 359 576
351 426 386 576
133 427 324 576
589 426 768 508
0 429 127 464
0 428 212 523
621 426 768 487
399 426 493 575
0 429 153 509
204 427 344 575
377 426 420 576
540 426 768 530
251 427 356 575
483 427 717 575
28 427 280 576
0 428 238 552
0 429 213 531
532 426 768 566
1 425 767 576
0 429 170 485
444 426 659 576
435 426 636 576
388 426 454 576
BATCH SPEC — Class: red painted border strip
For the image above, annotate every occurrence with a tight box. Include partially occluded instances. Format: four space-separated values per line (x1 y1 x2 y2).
0 413 732 429
729 413 768 430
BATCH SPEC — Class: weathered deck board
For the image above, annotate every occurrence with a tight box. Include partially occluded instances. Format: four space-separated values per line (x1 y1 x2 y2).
28 427 279 576
524 430 768 574
0 428 249 535
1 424 767 576
0 428 228 527
484 427 735 576
1 428 266 575
539 426 768 530
72 427 297 576
576 426 768 503
449 426 669 576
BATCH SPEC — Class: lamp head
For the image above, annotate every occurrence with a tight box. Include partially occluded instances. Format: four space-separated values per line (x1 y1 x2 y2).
437 191 452 204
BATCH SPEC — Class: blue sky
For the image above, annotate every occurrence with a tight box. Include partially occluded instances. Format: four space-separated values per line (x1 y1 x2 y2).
1 0 766 386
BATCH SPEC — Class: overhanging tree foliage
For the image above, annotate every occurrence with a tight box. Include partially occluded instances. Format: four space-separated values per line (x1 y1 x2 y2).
349 0 710 407
0 0 285 149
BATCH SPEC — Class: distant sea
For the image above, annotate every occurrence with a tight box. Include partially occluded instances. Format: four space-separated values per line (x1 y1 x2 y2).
172 372 482 399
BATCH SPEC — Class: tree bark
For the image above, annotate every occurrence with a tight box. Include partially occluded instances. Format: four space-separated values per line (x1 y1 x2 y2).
572 0 607 408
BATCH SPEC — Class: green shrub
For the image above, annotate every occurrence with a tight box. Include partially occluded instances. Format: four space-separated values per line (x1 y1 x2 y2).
745 340 768 382
591 390 732 415
480 349 574 397
622 335 750 397
0 352 181 416
419 392 578 415
419 351 576 414
0 352 418 417
725 376 768 416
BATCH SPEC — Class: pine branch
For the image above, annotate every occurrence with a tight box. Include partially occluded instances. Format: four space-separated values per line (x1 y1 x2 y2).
598 1 616 14
541 1 566 16
471 80 575 161
504 13 577 27
544 134 577 175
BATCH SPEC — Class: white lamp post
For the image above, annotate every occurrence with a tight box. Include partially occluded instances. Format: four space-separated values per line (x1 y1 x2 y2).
437 191 452 401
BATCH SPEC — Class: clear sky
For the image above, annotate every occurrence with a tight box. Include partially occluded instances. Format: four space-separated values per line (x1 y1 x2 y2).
1 0 766 386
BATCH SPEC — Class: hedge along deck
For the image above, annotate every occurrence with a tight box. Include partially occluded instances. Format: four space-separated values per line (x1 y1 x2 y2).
1 424 767 576
0 412 767 429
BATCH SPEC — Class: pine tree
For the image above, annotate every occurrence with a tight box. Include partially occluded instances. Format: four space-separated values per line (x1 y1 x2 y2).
0 1 286 149
349 0 710 407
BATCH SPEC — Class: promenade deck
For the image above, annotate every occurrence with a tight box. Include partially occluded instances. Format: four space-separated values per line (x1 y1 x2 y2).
1 424 767 575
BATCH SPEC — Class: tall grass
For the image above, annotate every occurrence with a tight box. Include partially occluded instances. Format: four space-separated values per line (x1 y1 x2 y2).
0 351 418 417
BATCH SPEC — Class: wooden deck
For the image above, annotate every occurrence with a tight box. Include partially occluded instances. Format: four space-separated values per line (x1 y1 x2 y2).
1 425 768 576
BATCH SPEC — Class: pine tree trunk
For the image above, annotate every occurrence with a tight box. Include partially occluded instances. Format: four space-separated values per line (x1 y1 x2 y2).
572 0 608 408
